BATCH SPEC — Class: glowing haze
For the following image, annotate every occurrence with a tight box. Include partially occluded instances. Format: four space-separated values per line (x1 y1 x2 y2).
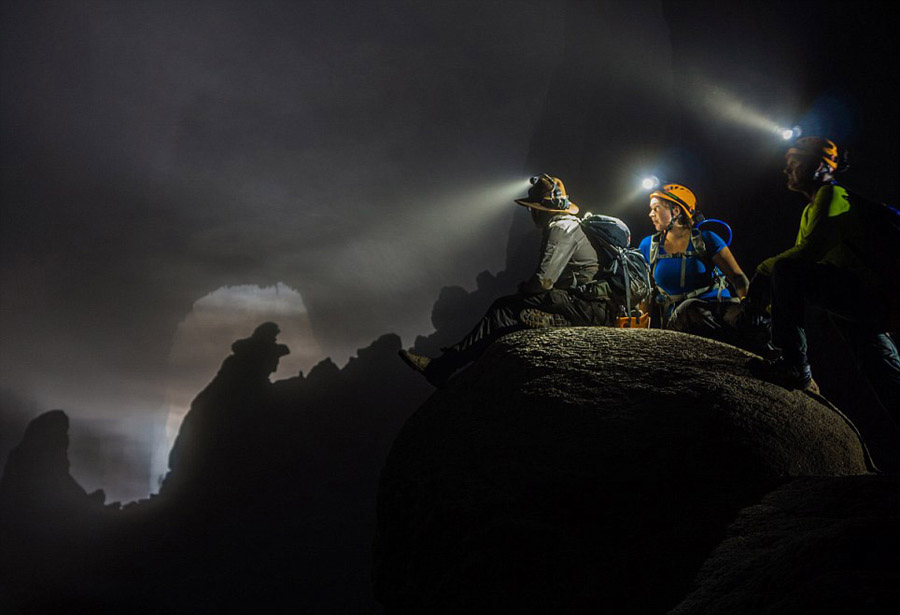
0 0 567 502
3 0 896 502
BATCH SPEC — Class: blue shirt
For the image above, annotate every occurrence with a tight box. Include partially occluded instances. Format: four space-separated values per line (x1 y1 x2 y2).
638 230 731 300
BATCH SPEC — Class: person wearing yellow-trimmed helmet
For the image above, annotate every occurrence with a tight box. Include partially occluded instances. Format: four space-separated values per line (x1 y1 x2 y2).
648 183 698 230
398 174 613 386
783 136 840 195
748 137 900 416
638 183 749 341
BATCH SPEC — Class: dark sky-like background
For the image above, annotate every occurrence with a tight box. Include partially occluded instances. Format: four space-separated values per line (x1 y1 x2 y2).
2 0 897 502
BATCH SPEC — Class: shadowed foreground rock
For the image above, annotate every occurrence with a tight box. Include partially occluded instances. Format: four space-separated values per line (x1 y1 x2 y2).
0 326 431 614
374 327 871 614
670 475 900 614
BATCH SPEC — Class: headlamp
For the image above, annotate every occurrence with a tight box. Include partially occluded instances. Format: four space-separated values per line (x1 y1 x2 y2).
641 175 660 191
779 125 802 141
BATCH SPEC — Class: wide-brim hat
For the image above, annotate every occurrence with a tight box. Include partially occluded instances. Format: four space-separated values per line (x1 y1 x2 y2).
515 198 580 215
515 174 579 215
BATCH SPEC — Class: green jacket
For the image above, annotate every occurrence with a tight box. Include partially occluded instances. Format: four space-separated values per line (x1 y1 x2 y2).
757 184 874 287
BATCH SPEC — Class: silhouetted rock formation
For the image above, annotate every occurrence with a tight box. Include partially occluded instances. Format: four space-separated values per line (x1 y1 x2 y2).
670 475 900 615
162 321 290 500
0 325 432 614
0 410 106 522
0 410 110 614
2 323 893 614
374 327 871 614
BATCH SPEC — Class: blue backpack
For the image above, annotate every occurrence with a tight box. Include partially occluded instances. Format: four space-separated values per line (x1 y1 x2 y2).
579 213 651 317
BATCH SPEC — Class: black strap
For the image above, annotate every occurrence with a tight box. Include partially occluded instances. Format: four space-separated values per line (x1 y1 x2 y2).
622 254 632 315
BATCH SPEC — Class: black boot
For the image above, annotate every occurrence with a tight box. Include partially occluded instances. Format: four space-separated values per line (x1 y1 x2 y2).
748 356 817 392
398 349 467 387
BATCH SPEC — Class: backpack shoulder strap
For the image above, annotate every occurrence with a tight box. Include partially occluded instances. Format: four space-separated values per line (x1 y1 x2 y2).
648 233 660 263
691 227 731 298
649 233 661 269
689 228 707 260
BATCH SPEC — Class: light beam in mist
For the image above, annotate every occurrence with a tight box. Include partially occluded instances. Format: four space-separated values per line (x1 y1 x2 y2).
329 176 532 293
694 78 799 140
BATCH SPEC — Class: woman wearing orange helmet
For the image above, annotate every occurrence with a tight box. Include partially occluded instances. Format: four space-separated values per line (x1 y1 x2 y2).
638 183 750 339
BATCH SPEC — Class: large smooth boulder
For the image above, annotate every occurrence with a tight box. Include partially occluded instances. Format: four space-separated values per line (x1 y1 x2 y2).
374 327 870 614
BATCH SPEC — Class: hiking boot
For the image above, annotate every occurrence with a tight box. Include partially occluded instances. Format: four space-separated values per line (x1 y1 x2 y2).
398 349 458 387
519 309 570 328
748 357 818 393
755 341 783 362
398 349 431 374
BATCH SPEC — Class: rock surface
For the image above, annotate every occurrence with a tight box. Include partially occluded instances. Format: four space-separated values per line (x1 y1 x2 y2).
0 410 107 521
0 410 111 614
374 327 871 614
0 326 431 614
669 475 900 615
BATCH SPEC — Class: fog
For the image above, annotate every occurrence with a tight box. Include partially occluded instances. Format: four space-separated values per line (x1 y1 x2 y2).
0 0 574 501
2 0 897 502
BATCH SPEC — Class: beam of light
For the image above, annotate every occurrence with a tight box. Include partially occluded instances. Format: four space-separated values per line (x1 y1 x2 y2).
593 168 667 214
328 176 532 294
67 408 166 505
22 373 174 504
691 77 800 141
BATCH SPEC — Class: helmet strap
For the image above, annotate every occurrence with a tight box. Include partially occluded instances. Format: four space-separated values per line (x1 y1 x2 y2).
812 161 833 183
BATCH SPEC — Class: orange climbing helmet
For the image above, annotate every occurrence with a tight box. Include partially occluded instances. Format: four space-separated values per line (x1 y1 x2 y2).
649 183 697 220
786 136 839 171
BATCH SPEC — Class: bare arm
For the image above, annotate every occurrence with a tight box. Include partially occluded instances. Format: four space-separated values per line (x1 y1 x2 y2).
712 247 749 298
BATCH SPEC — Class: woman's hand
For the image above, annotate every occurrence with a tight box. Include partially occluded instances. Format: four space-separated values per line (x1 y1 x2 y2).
712 247 749 298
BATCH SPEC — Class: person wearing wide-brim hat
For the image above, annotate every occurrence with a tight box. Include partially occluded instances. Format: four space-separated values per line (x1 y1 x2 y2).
514 174 580 215
399 173 613 386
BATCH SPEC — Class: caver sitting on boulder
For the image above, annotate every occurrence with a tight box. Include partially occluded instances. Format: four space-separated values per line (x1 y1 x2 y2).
399 174 614 386
639 183 749 333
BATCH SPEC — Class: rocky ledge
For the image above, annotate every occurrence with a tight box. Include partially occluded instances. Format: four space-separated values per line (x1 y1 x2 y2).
374 327 874 614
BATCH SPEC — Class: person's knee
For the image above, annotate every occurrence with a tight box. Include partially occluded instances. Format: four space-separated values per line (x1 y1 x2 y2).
667 315 690 331
569 297 609 326
668 299 705 331
769 260 822 311
722 303 744 328
770 258 809 285
491 293 524 311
